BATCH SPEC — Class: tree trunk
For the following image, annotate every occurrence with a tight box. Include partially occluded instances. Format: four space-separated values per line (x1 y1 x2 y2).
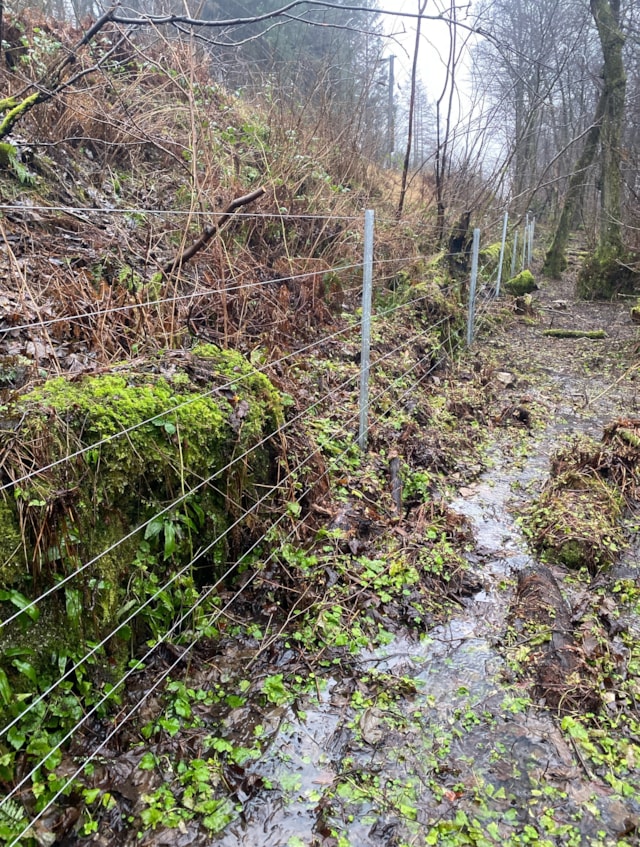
397 0 427 220
591 0 625 253
542 90 605 277
543 0 626 284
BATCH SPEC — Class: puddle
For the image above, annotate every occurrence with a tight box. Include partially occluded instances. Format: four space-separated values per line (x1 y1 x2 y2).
63 296 640 847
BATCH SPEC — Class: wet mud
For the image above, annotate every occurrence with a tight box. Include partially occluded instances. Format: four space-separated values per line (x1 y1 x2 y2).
67 269 640 847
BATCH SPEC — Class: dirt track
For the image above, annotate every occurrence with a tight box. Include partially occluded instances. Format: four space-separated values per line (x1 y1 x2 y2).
87 265 640 847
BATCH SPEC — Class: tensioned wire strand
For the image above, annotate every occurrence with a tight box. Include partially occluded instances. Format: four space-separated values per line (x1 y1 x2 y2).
7 318 460 802
0 279 458 497
0 309 453 631
0 311 454 743
3 316 461 836
0 202 490 230
0 253 440 337
0 261 363 336
0 204 364 220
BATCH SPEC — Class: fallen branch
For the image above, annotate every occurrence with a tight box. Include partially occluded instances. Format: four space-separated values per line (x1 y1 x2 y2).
542 329 607 340
162 187 266 275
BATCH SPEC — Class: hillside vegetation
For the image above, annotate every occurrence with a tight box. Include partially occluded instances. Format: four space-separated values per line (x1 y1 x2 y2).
0 10 517 844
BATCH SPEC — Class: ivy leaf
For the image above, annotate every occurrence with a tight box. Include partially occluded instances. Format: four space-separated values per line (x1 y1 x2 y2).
139 752 156 770
7 725 25 750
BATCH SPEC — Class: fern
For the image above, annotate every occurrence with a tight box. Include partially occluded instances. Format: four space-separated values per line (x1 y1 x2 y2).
9 155 36 186
0 797 28 835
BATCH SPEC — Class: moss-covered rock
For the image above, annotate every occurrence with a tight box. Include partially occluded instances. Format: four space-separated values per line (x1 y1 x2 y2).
504 269 537 296
0 346 283 693
525 475 623 572
577 246 639 299
522 427 639 575
542 328 606 340
479 241 502 266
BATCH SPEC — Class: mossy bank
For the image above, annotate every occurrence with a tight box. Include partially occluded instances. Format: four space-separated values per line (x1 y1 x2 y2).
0 345 283 776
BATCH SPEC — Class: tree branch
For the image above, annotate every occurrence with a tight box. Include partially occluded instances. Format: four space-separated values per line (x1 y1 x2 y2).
163 187 266 275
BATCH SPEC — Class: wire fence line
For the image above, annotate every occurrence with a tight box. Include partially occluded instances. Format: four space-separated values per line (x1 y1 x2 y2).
0 209 513 628
0 278 458 501
0 297 455 631
0 308 463 836
0 252 464 340
0 202 496 230
0 310 452 729
0 209 517 631
3 306 472 842
0 203 522 840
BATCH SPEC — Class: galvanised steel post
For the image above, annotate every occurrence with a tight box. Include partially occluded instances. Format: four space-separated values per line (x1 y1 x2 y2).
358 209 375 452
466 228 481 346
496 211 508 297
529 217 535 265
521 213 528 270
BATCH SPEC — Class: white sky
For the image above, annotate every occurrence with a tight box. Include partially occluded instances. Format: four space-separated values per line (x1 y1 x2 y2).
382 1 478 106
380 1 491 164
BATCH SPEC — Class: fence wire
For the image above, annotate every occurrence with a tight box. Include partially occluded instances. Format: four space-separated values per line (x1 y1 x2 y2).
0 205 520 843
1 309 461 839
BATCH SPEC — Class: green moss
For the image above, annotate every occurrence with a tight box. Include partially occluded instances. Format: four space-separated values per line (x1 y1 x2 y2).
524 473 624 574
504 270 537 296
0 92 39 140
0 98 18 114
0 142 17 167
479 241 506 271
0 348 283 689
542 329 607 340
0 500 27 584
529 482 623 573
577 246 639 299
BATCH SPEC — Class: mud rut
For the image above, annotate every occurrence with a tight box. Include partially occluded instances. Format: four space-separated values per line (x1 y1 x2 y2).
80 265 640 847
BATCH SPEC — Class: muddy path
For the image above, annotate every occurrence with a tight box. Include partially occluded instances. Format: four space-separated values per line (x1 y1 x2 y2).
69 265 640 847
206 268 640 846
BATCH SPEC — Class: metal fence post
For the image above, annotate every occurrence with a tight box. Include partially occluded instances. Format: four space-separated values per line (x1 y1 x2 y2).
529 217 536 265
358 209 375 452
495 211 508 297
511 229 518 278
521 214 528 271
466 228 481 346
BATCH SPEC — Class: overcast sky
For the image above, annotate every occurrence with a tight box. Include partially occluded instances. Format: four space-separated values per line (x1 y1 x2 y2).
383 1 477 101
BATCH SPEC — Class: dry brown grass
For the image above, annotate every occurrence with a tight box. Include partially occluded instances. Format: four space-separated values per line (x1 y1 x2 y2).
0 10 470 381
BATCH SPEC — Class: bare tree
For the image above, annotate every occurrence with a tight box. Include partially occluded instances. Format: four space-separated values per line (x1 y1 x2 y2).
397 0 427 219
545 0 630 292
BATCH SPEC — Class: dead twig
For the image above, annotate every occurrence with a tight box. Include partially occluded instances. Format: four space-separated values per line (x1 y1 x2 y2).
162 187 266 275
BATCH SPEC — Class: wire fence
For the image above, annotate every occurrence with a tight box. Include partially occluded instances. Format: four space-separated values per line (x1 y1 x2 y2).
0 203 526 842
1 301 480 846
